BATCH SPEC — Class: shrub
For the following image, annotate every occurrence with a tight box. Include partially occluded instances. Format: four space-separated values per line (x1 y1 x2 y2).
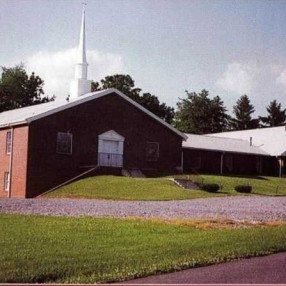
235 185 252 193
201 183 220 193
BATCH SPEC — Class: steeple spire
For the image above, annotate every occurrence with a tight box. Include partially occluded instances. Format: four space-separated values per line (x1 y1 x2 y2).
77 3 87 71
70 2 91 99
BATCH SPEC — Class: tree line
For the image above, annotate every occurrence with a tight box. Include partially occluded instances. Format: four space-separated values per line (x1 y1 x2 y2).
175 90 286 134
0 65 285 134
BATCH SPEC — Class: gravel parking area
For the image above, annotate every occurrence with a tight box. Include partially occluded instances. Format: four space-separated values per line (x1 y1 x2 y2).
1 196 286 222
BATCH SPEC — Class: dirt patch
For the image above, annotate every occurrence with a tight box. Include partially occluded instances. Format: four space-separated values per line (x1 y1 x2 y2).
125 217 286 229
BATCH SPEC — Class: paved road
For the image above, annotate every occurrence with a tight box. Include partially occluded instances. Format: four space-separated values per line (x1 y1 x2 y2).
122 252 286 284
1 196 286 221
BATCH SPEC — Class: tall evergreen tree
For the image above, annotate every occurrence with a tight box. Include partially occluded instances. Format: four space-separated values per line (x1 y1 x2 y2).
175 89 229 134
231 95 259 130
92 74 174 124
259 100 286 127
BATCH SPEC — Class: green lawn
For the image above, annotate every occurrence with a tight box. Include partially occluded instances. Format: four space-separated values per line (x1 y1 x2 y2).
45 174 286 200
182 174 286 196
45 175 218 200
1 214 286 283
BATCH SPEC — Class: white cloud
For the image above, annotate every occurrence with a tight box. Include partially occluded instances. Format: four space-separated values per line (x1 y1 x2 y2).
215 61 286 116
216 62 257 94
276 68 286 88
217 61 286 96
23 48 126 99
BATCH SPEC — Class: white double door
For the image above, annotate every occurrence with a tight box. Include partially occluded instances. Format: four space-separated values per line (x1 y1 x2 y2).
98 130 124 168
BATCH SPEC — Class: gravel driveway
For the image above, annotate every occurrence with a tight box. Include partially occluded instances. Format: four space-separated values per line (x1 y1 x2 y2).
1 196 286 222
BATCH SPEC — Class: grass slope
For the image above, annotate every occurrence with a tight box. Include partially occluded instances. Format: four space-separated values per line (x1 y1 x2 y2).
45 175 218 200
1 214 286 283
45 174 286 200
186 174 286 196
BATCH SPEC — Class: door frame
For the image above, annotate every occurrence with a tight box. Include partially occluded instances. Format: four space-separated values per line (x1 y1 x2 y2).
98 130 125 167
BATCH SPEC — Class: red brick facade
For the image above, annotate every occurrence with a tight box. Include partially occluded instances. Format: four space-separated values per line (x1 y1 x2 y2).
0 126 29 198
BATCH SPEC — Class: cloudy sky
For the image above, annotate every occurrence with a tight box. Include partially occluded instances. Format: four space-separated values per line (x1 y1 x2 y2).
1 0 286 116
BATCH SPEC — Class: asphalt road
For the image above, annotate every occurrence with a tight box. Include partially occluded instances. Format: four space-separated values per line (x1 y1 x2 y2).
122 252 286 284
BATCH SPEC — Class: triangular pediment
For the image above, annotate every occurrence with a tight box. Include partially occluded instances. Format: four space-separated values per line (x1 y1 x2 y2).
98 130 125 141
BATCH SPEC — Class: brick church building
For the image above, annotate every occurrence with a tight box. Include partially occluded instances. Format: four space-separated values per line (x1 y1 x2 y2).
0 88 186 198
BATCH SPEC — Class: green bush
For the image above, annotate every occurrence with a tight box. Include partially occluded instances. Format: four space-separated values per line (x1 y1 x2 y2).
235 185 252 193
201 183 220 193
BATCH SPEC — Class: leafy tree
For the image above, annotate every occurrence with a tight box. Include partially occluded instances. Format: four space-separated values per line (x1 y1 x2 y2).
92 74 174 123
174 89 229 134
139 92 175 124
259 100 286 127
92 74 141 102
231 95 259 130
0 64 54 112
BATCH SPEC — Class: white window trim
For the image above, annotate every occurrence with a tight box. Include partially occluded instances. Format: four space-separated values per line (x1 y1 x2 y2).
56 132 73 155
146 141 160 160
4 172 10 192
6 131 12 155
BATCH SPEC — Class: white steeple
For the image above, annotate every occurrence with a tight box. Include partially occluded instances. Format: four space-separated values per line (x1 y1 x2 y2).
70 3 91 99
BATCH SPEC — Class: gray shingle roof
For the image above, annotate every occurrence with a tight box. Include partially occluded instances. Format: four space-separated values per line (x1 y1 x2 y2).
208 126 286 157
0 88 187 140
183 133 269 156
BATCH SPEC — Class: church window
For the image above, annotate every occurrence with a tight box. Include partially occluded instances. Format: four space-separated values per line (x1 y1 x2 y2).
6 131 12 154
4 172 9 191
146 142 159 161
57 132 72 154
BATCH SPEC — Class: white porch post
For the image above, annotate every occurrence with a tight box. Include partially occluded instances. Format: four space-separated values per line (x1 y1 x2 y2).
278 157 283 178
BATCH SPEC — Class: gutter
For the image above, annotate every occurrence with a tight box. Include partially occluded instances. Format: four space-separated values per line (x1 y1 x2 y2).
182 146 270 157
0 120 28 130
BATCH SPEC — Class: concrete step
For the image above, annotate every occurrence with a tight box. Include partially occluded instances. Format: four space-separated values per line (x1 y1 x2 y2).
122 168 145 178
173 178 200 190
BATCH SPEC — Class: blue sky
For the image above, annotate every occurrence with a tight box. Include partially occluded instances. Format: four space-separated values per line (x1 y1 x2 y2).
1 0 286 116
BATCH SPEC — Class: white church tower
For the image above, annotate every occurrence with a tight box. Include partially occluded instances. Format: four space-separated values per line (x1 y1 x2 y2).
70 4 91 99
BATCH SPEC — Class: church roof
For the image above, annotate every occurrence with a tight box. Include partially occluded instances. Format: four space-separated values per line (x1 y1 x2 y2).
208 126 286 157
183 133 269 156
0 88 187 140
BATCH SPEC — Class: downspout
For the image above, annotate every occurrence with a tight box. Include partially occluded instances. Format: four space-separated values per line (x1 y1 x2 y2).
220 152 224 175
181 150 184 173
8 127 14 198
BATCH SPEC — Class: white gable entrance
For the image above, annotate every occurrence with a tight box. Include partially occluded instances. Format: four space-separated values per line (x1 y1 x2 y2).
98 130 124 168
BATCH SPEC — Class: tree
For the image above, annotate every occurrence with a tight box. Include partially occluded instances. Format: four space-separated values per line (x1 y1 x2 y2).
92 74 174 123
231 95 259 130
0 64 54 112
259 100 286 127
139 92 175 124
174 89 229 134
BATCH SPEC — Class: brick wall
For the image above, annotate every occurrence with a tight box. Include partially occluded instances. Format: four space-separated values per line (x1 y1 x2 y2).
0 128 11 197
0 126 29 198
